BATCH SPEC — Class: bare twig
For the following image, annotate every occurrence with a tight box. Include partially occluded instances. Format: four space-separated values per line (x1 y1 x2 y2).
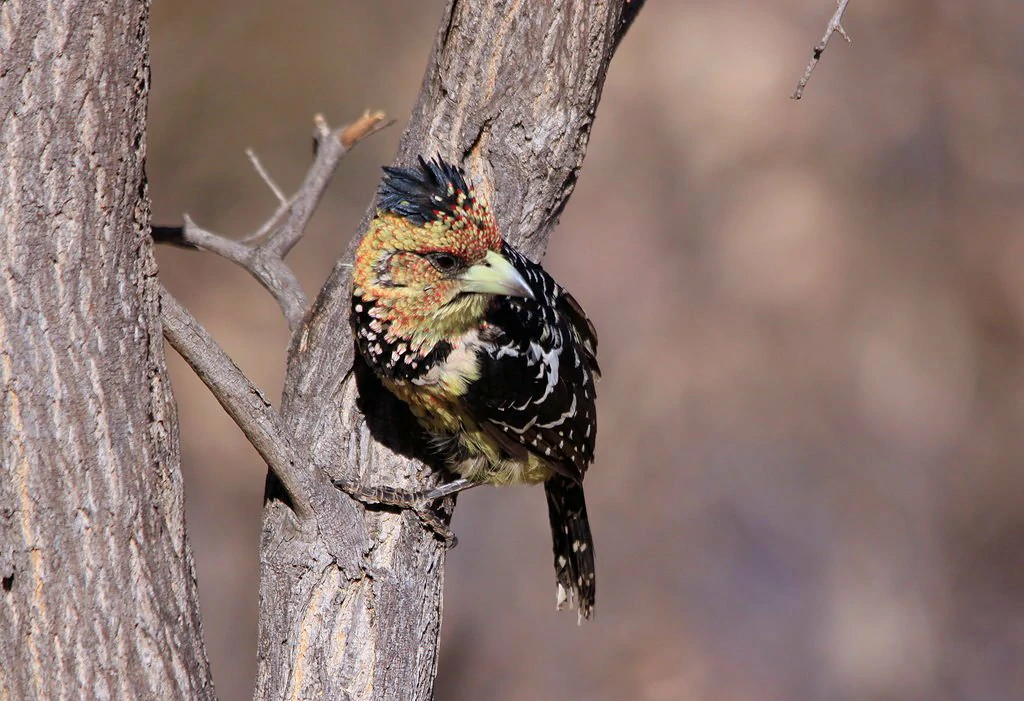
246 148 287 205
338 111 394 149
154 111 391 330
792 0 852 100
239 198 292 245
159 285 314 519
265 111 393 259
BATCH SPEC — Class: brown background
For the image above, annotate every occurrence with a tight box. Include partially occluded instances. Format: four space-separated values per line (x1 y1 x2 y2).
150 1 1024 699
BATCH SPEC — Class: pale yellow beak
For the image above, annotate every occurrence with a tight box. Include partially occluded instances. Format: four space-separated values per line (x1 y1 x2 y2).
459 250 535 299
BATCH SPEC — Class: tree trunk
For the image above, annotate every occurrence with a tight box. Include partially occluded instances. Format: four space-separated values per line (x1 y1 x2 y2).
255 1 641 699
0 1 213 698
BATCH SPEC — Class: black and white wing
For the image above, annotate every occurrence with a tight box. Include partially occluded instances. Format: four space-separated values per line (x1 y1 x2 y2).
463 244 599 480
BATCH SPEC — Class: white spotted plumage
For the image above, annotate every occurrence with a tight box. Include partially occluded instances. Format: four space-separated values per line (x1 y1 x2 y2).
350 156 601 620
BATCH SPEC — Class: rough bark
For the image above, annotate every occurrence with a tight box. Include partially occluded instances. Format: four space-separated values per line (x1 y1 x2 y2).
0 2 214 699
255 1 642 699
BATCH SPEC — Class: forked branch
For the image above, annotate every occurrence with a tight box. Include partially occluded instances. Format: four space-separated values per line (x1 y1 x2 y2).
153 111 391 329
154 112 391 519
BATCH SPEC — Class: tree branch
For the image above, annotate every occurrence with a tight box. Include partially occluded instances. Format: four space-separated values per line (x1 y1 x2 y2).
154 111 391 330
265 113 394 259
791 0 852 100
161 286 460 541
159 286 315 519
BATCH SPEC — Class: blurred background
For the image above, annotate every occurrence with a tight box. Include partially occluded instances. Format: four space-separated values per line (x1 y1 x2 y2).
150 1 1024 699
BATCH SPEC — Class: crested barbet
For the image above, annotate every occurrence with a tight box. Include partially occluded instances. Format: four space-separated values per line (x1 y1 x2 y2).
350 156 601 620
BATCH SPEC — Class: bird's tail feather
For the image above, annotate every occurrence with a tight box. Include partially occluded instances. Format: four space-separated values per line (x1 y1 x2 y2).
544 475 595 622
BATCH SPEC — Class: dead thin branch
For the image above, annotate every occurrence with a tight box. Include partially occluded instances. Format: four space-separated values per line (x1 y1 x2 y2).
159 286 315 519
154 111 391 330
162 281 457 559
161 281 452 538
246 148 288 205
792 0 852 100
267 112 393 260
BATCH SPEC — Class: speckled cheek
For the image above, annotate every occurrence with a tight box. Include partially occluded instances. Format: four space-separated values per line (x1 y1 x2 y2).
386 252 436 285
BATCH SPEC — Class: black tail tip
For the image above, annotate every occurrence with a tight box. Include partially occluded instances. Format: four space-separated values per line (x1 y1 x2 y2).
545 475 596 623
556 582 595 624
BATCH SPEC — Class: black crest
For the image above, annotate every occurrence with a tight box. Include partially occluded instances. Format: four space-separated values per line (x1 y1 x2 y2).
378 155 472 226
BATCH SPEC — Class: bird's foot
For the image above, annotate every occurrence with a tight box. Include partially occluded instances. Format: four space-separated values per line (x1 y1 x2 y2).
332 479 461 547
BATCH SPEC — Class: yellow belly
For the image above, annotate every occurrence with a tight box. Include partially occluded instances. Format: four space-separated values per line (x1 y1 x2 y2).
384 378 553 485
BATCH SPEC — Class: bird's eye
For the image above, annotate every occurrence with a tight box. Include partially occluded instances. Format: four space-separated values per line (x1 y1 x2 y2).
428 253 462 273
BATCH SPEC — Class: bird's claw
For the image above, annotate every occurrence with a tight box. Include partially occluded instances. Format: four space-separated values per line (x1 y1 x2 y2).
333 479 457 548
410 505 458 548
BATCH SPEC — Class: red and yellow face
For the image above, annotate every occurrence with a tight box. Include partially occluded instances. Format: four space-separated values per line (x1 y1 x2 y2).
352 158 533 355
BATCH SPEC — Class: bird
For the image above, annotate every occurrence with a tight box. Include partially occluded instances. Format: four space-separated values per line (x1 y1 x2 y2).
350 155 600 620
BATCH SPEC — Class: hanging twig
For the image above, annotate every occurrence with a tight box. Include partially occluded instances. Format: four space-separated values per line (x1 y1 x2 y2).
791 0 852 100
